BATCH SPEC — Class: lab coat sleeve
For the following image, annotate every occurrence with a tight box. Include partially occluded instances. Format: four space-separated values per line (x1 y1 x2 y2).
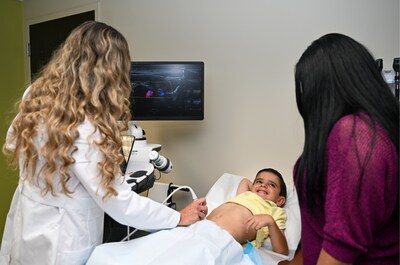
70 119 180 231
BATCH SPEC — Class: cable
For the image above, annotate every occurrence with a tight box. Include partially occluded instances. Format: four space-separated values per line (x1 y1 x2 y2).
121 228 138 242
120 185 197 242
162 185 198 204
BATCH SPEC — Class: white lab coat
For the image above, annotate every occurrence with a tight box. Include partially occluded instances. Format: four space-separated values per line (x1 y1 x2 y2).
0 118 180 265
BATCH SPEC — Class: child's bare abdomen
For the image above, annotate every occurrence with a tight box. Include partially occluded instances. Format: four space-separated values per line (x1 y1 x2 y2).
207 202 257 244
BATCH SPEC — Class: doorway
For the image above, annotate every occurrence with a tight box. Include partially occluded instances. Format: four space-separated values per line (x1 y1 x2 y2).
28 10 95 79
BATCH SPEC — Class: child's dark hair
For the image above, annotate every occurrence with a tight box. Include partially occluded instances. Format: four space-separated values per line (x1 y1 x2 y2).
256 168 287 199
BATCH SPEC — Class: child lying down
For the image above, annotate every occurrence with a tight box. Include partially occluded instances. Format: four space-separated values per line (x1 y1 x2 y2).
87 168 288 265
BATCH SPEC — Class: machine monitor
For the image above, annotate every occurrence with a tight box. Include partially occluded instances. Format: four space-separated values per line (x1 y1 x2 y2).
129 61 204 120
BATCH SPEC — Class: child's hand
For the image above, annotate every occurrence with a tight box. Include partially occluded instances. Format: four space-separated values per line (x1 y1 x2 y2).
245 214 289 255
244 214 274 231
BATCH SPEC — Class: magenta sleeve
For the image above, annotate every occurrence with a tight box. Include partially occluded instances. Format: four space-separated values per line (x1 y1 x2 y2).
321 115 398 262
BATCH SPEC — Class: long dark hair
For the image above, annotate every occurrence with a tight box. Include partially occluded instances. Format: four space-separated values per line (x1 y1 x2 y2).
294 33 399 214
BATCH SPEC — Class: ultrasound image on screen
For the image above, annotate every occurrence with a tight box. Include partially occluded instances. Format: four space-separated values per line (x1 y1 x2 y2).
129 62 204 120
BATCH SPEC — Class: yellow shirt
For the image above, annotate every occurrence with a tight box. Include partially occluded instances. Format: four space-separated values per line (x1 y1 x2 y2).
227 191 287 248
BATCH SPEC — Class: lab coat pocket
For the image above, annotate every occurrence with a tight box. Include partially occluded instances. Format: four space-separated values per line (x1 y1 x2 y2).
87 207 105 244
58 246 94 265
56 207 100 265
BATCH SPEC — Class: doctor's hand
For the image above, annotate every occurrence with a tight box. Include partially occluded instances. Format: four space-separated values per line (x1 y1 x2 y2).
178 197 208 226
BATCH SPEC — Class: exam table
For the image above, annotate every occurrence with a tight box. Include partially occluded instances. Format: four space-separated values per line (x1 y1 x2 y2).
86 173 301 265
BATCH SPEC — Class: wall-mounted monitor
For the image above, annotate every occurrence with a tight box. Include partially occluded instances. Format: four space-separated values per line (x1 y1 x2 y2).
129 61 204 120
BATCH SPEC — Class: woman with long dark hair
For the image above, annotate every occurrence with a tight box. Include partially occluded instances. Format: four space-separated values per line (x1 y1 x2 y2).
293 33 399 264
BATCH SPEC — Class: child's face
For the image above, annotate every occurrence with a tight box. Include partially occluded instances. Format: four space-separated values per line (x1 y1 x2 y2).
251 171 285 207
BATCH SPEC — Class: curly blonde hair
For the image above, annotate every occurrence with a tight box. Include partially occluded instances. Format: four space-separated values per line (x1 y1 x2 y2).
4 21 132 200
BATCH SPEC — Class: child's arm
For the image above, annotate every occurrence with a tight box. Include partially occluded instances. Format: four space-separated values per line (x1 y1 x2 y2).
244 214 289 255
236 178 253 195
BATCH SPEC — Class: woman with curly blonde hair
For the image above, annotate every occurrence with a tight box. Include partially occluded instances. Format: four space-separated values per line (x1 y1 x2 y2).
0 21 207 265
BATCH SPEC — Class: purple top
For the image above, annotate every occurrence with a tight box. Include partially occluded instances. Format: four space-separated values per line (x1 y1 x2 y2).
295 114 399 264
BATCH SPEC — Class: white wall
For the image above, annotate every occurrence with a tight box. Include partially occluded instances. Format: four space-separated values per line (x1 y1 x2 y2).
23 0 400 197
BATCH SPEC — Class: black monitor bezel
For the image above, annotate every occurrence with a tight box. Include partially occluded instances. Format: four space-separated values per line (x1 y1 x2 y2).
129 61 204 121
